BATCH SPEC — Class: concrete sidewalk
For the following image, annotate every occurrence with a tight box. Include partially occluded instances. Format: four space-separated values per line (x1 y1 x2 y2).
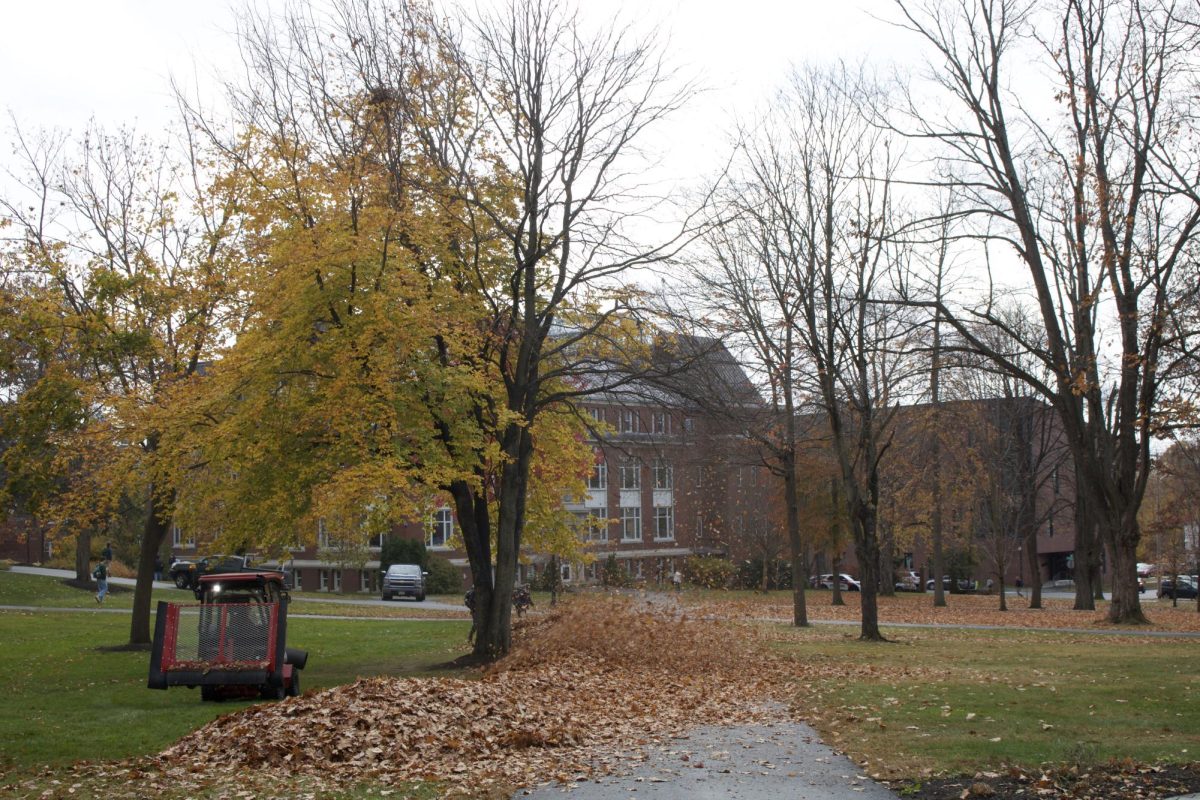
6 565 467 611
515 721 897 799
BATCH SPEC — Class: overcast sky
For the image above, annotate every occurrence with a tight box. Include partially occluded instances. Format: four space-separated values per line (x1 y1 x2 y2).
0 0 915 152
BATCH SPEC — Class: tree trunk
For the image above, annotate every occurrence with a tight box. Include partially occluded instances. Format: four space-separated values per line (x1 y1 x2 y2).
1025 524 1042 609
854 506 884 641
830 552 844 606
74 529 92 583
930 306 946 608
829 479 844 606
879 519 895 597
451 479 494 660
477 422 534 660
784 450 808 625
931 490 946 607
129 486 173 647
1105 517 1149 624
1072 489 1097 610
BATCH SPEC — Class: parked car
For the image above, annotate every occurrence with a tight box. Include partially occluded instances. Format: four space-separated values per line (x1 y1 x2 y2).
815 573 861 591
382 563 428 601
168 554 256 592
1158 577 1198 599
895 571 922 592
925 575 976 593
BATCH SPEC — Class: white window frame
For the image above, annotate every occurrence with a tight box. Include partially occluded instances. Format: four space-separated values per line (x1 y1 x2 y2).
359 569 373 593
620 409 639 433
619 462 641 490
588 460 608 490
652 411 670 434
653 506 675 541
428 507 453 549
620 506 642 542
172 524 195 549
588 407 604 424
560 561 572 582
317 518 330 549
319 569 330 591
652 460 673 490
333 570 342 592
588 507 609 541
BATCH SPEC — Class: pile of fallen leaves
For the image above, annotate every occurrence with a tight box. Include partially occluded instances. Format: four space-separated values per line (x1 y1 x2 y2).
65 596 794 798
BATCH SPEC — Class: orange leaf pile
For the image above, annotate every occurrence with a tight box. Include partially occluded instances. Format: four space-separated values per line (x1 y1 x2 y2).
147 595 790 796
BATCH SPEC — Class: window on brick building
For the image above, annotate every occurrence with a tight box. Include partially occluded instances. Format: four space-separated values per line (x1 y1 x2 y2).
620 506 642 541
653 506 674 540
588 460 608 490
652 460 673 490
428 507 454 548
619 462 641 490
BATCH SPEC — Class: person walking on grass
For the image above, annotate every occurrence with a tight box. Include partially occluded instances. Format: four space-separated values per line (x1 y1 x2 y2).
101 542 113 563
672 569 682 593
93 560 109 603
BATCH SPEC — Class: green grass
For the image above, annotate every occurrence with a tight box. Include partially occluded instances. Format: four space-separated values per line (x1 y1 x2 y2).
0 569 196 608
774 624 1200 776
0 601 471 782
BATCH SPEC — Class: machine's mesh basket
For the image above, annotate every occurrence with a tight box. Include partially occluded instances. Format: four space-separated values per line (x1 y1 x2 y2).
166 603 278 670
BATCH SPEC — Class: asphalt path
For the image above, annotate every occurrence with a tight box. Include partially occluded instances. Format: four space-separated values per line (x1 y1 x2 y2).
515 721 899 800
6 565 468 611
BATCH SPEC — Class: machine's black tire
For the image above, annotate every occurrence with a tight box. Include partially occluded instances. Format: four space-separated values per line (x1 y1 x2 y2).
261 683 285 701
174 573 190 590
200 685 217 702
286 671 301 698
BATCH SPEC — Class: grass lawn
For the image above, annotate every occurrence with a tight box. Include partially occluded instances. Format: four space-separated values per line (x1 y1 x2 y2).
0 599 472 783
773 623 1200 778
4 571 1197 797
0 569 195 608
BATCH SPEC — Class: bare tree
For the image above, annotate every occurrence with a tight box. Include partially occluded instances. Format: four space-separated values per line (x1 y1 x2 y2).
704 64 922 640
672 129 822 625
895 0 1200 622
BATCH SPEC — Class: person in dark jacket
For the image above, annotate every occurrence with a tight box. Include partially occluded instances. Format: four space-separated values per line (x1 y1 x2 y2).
93 560 109 603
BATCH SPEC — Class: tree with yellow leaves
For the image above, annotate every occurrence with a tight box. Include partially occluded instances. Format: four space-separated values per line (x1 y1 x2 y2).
0 121 248 645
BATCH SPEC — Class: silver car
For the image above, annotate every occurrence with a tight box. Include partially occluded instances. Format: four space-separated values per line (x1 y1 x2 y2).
382 564 427 601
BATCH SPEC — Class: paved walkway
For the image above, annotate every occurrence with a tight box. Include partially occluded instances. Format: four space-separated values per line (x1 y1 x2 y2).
6 565 467 612
515 721 897 799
